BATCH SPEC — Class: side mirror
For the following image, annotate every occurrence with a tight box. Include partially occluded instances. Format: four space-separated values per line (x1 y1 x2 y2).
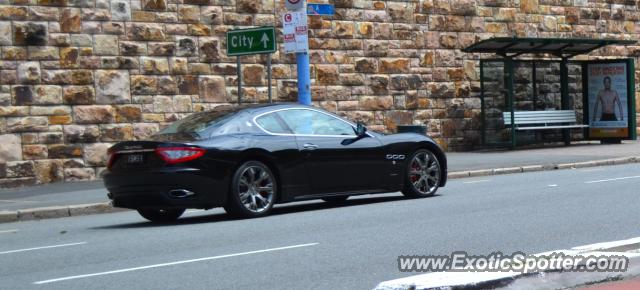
355 121 367 137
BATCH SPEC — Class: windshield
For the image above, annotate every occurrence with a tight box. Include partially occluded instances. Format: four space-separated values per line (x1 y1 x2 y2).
156 109 238 139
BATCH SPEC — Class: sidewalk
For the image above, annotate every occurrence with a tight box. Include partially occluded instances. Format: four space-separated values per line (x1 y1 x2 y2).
1 140 639 222
447 140 640 171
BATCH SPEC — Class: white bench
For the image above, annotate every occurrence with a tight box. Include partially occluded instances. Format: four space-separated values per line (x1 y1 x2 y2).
502 110 589 131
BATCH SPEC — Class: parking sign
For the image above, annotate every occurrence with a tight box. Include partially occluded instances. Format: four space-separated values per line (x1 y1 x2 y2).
282 11 308 53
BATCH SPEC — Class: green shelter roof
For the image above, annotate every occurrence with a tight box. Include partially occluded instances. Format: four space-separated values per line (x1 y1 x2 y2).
463 37 636 58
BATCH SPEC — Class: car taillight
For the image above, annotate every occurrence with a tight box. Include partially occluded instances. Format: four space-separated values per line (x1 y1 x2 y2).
155 147 205 164
107 148 116 169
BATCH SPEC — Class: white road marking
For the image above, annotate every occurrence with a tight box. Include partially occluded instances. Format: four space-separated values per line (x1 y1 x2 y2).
579 168 606 173
548 184 558 187
585 175 640 184
463 179 491 184
0 242 86 255
0 199 38 203
34 242 319 285
185 209 205 214
0 229 18 234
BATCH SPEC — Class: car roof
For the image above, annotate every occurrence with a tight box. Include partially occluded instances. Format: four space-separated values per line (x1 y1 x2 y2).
244 102 308 111
227 103 313 115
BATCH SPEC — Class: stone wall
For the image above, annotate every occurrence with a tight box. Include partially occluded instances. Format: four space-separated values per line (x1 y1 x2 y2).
0 0 640 186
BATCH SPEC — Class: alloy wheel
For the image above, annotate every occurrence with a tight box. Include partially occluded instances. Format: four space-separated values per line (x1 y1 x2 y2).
237 165 275 213
408 151 440 195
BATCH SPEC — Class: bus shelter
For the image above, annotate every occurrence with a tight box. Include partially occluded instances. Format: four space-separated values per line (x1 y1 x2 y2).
463 37 637 149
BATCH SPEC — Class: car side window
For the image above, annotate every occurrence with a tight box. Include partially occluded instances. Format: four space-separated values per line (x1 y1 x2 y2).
277 109 355 136
255 113 291 134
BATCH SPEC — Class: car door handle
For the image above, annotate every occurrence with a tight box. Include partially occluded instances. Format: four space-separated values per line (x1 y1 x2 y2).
302 143 319 150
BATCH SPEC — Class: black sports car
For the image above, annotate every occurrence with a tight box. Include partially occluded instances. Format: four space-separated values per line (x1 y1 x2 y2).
104 103 447 222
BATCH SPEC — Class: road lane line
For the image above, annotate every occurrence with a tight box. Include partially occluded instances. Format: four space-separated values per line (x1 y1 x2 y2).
463 179 491 184
34 242 319 285
585 175 640 184
579 168 606 173
0 229 18 234
0 242 86 255
0 199 38 203
185 209 205 214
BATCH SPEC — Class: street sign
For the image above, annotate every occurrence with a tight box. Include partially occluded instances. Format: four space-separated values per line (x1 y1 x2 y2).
285 0 304 11
226 27 276 56
283 11 308 53
307 3 334 16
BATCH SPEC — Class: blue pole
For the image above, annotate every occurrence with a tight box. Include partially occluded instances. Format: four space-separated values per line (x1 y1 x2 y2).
296 52 311 105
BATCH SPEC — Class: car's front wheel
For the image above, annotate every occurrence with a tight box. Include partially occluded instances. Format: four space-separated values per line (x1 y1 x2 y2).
137 208 185 223
401 149 441 198
224 161 277 218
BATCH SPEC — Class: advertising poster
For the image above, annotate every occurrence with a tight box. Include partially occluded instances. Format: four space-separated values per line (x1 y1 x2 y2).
587 62 629 138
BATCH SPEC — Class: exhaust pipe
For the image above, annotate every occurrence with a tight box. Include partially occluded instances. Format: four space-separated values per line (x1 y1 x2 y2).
168 189 196 198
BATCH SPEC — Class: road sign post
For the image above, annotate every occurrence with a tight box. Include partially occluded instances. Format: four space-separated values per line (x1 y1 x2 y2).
236 57 242 104
267 54 272 103
226 27 277 104
296 52 311 105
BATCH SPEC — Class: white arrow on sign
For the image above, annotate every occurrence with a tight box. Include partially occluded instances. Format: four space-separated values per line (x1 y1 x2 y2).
261 33 269 48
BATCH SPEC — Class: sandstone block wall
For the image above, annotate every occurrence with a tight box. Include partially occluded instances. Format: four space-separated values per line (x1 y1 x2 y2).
0 0 639 186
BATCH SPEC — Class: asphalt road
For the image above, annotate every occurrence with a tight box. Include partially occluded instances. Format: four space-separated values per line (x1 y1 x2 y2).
1 163 639 290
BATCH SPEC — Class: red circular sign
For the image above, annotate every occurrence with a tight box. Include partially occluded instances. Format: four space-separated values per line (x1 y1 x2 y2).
288 0 300 3
284 13 292 22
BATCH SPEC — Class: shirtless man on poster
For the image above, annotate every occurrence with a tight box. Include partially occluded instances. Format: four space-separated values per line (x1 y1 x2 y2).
592 76 624 122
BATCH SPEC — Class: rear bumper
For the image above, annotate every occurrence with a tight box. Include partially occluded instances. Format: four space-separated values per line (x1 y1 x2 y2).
103 168 228 210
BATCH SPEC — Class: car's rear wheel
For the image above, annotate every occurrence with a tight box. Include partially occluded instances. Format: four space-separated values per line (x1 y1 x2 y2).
322 196 349 203
137 208 185 223
224 161 277 218
401 149 441 198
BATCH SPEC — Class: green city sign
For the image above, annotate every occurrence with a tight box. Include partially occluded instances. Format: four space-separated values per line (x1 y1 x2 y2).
226 27 277 56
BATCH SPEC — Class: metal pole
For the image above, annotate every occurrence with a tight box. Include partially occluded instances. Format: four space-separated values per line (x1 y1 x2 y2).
296 52 311 105
237 56 242 104
506 57 516 149
561 57 570 145
267 53 272 103
532 61 539 143
480 60 486 147
532 61 537 110
628 58 637 140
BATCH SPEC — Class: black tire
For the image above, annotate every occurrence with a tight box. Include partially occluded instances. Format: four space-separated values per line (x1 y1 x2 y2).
224 161 277 218
401 149 442 198
137 208 185 223
322 196 349 203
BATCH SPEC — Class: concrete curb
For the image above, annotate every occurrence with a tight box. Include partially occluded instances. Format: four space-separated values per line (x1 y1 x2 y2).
374 238 640 290
0 202 128 223
1 155 639 224
447 156 640 180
